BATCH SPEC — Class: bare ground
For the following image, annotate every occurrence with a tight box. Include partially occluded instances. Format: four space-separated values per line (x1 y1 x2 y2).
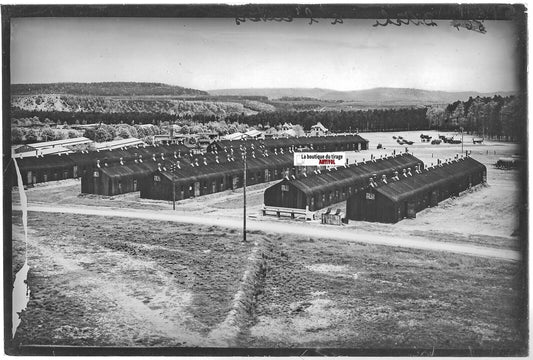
10 211 526 352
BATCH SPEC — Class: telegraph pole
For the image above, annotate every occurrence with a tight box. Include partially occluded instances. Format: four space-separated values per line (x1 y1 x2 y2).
171 163 176 210
460 127 464 155
242 138 247 242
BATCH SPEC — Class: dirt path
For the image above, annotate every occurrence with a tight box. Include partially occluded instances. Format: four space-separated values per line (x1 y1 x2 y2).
14 204 521 262
14 225 209 346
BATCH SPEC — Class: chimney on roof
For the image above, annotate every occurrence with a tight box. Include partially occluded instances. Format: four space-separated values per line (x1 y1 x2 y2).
381 174 387 184
203 157 207 166
119 157 124 166
252 151 255 159
215 155 219 163
392 171 399 181
139 155 143 163
274 148 278 155
161 152 165 161
96 159 101 168
369 177 377 188
407 168 412 176
152 154 157 162
157 163 162 172
176 160 181 169
402 169 408 177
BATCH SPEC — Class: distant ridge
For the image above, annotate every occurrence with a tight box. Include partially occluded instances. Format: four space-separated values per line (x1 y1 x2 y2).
209 87 516 103
11 82 208 96
208 88 335 100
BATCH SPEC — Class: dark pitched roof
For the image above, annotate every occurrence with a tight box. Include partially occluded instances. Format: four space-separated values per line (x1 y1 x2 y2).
279 153 423 197
375 156 486 202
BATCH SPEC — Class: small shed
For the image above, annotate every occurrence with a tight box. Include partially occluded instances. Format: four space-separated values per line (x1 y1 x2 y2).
345 156 487 223
310 122 328 136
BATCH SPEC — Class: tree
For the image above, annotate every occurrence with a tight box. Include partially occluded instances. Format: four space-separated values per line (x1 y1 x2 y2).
293 124 305 136
94 127 113 142
68 130 79 139
54 131 67 140
40 126 55 141
83 128 97 141
11 127 25 144
129 126 138 138
116 126 131 139
25 128 39 143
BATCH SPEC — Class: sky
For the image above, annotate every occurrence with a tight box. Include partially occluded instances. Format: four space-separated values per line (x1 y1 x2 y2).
10 17 521 93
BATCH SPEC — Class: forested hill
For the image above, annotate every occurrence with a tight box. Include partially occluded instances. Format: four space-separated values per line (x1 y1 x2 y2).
210 87 516 104
11 82 208 96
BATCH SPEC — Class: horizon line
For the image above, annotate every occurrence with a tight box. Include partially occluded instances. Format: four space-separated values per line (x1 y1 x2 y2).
10 81 518 95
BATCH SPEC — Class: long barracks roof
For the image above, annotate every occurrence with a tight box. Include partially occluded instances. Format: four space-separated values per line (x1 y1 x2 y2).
279 153 423 197
158 152 295 184
208 134 368 152
374 156 486 203
93 137 146 150
26 137 92 149
14 153 75 171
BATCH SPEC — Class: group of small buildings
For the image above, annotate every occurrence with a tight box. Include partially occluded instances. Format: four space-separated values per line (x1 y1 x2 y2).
11 127 488 224
11 134 369 194
345 156 486 223
264 153 423 212
11 137 147 159
264 154 487 224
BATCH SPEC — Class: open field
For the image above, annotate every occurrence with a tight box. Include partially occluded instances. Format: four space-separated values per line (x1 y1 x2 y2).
11 211 526 352
10 130 526 352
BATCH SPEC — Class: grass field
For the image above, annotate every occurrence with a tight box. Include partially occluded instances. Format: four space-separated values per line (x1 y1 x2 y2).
12 212 260 347
247 235 525 350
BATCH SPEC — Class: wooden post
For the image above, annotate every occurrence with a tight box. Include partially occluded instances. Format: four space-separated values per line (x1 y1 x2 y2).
243 139 247 242
173 180 176 210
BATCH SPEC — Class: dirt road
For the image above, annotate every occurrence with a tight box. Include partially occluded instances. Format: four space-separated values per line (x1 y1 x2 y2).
13 204 521 262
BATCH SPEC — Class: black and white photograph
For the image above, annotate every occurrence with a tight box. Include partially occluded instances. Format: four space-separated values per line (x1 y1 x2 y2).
4 4 528 356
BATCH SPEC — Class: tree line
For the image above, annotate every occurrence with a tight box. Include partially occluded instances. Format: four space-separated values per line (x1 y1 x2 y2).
426 95 524 142
11 95 524 143
219 107 429 132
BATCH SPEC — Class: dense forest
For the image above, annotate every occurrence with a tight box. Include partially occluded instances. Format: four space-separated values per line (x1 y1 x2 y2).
215 108 430 132
11 82 208 96
11 95 524 144
426 95 524 142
